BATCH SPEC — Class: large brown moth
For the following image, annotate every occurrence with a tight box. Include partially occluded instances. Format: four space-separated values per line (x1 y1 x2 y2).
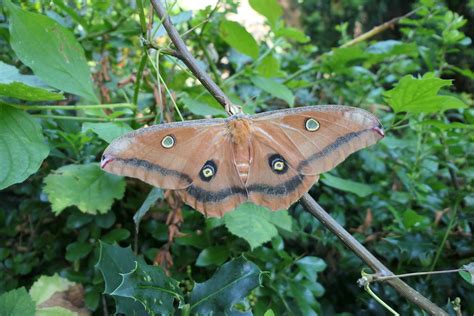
101 105 384 217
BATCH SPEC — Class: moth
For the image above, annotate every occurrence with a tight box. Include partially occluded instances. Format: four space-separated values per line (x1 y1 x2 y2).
101 105 384 217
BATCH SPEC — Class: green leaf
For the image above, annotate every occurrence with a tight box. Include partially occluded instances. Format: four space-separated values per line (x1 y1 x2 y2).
420 120 474 130
383 74 467 113
321 46 368 73
35 307 76 316
321 174 374 197
65 241 93 261
101 228 131 243
29 274 74 305
0 287 35 316
5 0 98 102
82 122 133 143
183 97 227 116
196 246 230 267
256 54 285 78
0 106 49 190
133 187 164 227
296 256 327 281
402 210 430 230
459 262 474 285
251 76 294 107
249 0 282 27
276 27 310 43
96 242 148 315
112 259 182 315
219 20 259 59
0 62 64 101
189 257 261 314
224 203 292 249
43 163 125 214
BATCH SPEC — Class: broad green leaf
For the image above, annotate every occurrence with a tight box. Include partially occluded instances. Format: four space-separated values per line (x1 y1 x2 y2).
249 0 283 27
251 76 294 107
196 246 230 267
101 228 131 243
5 0 98 102
276 27 310 43
224 203 292 249
219 20 259 59
459 262 474 285
96 242 148 315
296 256 327 281
43 163 125 214
183 97 227 116
0 287 35 316
0 62 64 101
82 122 133 143
189 257 261 314
112 259 182 315
133 187 164 227
383 74 467 113
420 120 474 130
256 54 285 78
29 274 74 305
321 173 374 197
36 307 76 316
402 210 430 230
321 46 368 73
264 310 275 316
65 242 93 261
0 106 49 190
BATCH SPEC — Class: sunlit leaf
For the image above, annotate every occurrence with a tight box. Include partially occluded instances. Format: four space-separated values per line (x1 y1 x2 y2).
276 27 310 43
82 122 133 143
251 76 294 106
219 20 259 59
321 174 373 197
0 287 35 316
43 163 125 214
249 0 282 27
383 74 466 113
189 257 261 314
0 106 49 190
224 203 292 249
183 97 227 116
5 0 98 102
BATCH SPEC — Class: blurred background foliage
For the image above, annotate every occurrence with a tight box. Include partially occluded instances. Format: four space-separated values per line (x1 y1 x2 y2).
0 0 473 315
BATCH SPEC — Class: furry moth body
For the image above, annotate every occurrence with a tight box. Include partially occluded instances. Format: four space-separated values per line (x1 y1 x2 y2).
101 105 384 217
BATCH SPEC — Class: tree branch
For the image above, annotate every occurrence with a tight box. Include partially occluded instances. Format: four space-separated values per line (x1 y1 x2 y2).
149 1 447 314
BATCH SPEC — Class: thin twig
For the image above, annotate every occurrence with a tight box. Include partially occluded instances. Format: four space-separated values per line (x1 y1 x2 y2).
367 268 468 282
148 1 448 314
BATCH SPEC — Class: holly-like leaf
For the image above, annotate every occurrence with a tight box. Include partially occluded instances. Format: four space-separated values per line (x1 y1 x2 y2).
219 20 259 59
383 74 466 113
82 122 133 143
0 287 35 316
224 203 292 249
43 163 125 214
251 76 294 107
5 0 98 102
112 259 183 315
0 106 49 190
249 0 282 27
96 242 148 315
321 174 374 197
0 62 64 101
189 257 261 315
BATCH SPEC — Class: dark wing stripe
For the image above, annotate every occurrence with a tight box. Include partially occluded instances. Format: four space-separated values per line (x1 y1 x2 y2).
115 158 193 183
297 129 369 172
185 185 247 202
247 175 304 195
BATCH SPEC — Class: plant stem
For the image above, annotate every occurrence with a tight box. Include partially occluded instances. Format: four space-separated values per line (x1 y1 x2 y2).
430 203 459 271
369 268 467 282
5 102 136 111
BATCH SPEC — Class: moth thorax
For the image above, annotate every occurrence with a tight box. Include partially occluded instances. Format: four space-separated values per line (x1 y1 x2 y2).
228 118 251 145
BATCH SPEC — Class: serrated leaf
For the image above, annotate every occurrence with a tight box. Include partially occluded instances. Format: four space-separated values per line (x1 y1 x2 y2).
219 20 259 59
96 242 148 315
296 256 327 281
196 246 230 267
133 187 163 227
82 122 133 143
321 174 373 197
0 287 35 316
224 203 291 249
459 262 474 285
0 62 63 101
251 76 294 106
189 257 261 314
249 0 282 27
383 74 467 113
43 163 125 214
0 106 49 190
112 259 182 315
29 274 74 305
5 0 98 102
183 97 227 116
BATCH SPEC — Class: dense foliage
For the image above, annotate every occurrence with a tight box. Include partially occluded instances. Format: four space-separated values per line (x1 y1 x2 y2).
0 0 473 315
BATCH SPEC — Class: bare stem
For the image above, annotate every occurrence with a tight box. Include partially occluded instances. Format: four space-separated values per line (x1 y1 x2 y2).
148 1 447 314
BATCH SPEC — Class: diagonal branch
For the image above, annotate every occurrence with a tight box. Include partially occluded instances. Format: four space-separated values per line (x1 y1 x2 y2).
149 1 447 314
